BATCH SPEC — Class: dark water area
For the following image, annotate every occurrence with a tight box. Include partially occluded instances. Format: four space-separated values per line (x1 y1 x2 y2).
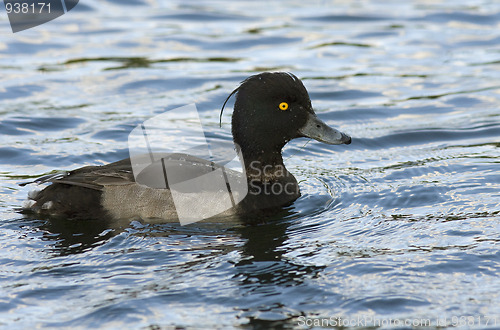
1 0 500 328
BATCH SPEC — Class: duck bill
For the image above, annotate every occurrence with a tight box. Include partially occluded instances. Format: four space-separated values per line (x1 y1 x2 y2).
298 112 351 145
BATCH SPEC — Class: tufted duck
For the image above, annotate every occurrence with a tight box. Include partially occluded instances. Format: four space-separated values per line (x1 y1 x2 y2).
23 72 351 222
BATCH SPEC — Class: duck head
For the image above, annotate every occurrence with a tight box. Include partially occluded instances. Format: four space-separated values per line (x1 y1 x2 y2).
224 72 351 167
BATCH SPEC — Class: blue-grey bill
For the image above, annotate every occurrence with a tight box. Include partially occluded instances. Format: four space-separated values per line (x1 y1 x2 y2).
298 112 351 145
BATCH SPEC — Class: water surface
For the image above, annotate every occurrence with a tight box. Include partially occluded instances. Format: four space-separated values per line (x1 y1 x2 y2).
1 0 500 328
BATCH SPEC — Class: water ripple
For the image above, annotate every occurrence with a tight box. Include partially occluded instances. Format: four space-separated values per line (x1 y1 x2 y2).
1 0 500 328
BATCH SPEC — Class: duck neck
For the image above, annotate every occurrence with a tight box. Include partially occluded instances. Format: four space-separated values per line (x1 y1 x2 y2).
238 145 291 183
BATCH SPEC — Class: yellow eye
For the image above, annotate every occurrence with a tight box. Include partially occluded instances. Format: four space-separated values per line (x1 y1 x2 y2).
279 102 289 111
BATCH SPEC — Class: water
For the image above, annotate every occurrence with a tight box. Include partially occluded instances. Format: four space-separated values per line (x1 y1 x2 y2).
1 0 500 328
